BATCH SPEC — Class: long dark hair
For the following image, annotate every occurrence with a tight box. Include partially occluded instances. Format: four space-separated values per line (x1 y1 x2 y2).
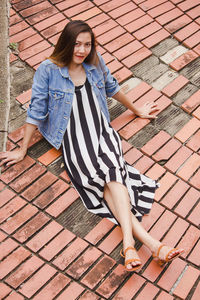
49 20 98 67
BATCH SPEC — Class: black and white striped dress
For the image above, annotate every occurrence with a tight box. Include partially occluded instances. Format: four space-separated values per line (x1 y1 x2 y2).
62 79 159 224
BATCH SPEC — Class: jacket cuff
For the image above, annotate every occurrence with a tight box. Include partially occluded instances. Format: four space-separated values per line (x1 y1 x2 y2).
26 116 40 126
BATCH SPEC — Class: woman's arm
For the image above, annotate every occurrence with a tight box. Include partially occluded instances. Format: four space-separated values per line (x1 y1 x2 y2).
112 90 158 119
0 123 37 166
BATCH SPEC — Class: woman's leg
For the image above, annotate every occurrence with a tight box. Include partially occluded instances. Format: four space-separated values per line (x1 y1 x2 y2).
104 182 183 264
104 182 141 270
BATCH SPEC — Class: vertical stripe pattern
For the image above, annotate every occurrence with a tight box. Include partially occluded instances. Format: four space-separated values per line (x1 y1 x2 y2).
62 79 159 224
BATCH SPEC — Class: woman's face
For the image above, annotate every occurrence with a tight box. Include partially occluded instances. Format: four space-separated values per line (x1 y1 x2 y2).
72 32 92 66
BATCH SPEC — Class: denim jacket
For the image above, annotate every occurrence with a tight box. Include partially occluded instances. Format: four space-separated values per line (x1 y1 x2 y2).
26 53 120 149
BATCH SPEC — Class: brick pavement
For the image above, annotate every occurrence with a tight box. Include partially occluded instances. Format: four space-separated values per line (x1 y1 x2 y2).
1 0 200 299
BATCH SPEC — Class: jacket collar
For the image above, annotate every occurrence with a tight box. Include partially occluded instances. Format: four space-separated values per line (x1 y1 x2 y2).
59 62 96 78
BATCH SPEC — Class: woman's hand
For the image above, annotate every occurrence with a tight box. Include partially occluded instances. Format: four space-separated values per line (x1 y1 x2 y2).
0 149 26 167
134 102 159 119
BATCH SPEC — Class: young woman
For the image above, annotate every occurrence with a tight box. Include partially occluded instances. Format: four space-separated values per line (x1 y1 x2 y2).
0 20 184 271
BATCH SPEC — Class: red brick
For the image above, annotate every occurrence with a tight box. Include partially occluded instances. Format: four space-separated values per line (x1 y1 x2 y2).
182 89 200 114
157 258 187 291
0 247 31 279
0 230 7 242
67 246 102 279
0 238 18 261
113 39 144 60
161 180 189 209
162 217 189 247
122 47 152 68
139 0 167 11
141 130 171 156
53 237 88 269
108 1 137 19
97 26 125 45
18 264 57 298
21 172 57 201
127 81 152 102
93 19 118 37
34 12 65 31
170 50 198 71
56 0 83 11
113 273 145 300
100 0 128 12
102 52 115 64
84 218 115 244
177 225 200 258
0 196 26 223
72 6 102 21
156 7 183 26
107 60 123 73
190 168 200 189
27 6 58 25
38 148 62 166
39 229 75 261
56 281 85 300
142 28 170 48
5 255 44 288
148 2 175 18
9 20 29 36
125 14 153 33
191 280 200 300
152 95 172 117
64 1 94 18
16 89 32 105
164 14 192 33
174 21 200 42
162 75 189 97
113 67 133 83
124 147 143 165
6 123 25 141
178 0 200 11
13 212 49 243
98 226 122 254
137 244 152 265
34 179 69 209
173 266 200 299
134 21 162 40
26 47 53 67
111 110 135 132
1 205 38 234
13 0 45 11
142 202 165 231
193 43 200 55
193 106 200 120
186 129 200 151
188 200 200 226
149 210 177 240
26 220 63 252
81 255 115 289
142 258 165 282
96 264 129 298
10 164 46 193
20 1 52 17
177 153 200 181
152 138 181 162
188 239 200 266
145 163 165 180
18 34 43 51
119 117 150 140
9 13 22 26
133 282 160 299
133 156 154 174
156 291 174 300
59 169 71 182
79 290 99 300
0 282 12 299
184 30 200 48
19 40 51 60
45 187 79 217
105 32 134 53
4 291 24 300
175 187 200 218
87 13 109 28
186 5 200 19
121 140 132 153
175 117 200 143
0 155 35 184
0 181 5 191
31 273 70 300
117 8 145 26
165 145 193 173
10 27 36 43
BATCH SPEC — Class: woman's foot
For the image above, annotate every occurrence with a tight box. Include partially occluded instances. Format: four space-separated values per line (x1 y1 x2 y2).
150 242 184 266
120 246 142 271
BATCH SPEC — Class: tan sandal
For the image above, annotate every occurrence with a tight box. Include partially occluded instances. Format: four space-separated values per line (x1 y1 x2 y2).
120 246 142 272
152 244 184 266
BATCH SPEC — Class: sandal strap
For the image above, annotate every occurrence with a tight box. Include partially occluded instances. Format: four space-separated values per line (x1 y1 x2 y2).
120 246 136 258
155 244 165 258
